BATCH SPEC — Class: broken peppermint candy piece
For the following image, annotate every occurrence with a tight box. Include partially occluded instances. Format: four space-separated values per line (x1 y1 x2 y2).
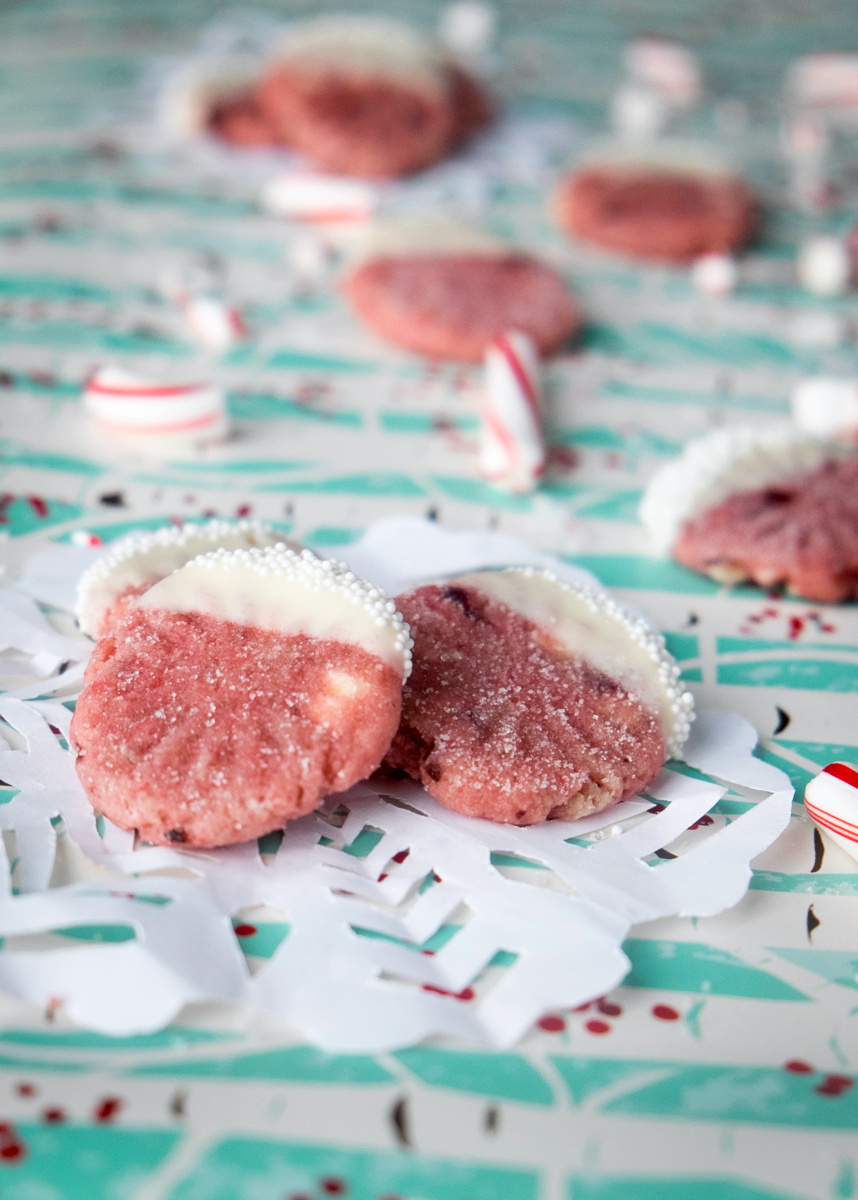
804 762 858 864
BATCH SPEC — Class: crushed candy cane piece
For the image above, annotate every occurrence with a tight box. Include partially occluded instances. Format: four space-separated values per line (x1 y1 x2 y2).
691 252 738 297
260 173 377 224
479 331 545 494
624 36 702 107
792 376 858 439
179 293 246 353
805 762 858 864
797 235 851 297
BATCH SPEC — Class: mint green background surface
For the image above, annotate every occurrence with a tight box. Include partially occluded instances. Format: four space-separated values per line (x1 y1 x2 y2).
0 0 857 1195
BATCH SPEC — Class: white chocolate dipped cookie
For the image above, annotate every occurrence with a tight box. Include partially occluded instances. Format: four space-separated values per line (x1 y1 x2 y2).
386 568 692 825
640 426 858 602
76 519 292 640
71 544 411 848
554 143 757 263
207 14 490 177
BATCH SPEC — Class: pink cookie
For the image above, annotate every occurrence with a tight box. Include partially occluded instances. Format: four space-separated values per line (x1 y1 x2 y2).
385 569 692 825
555 162 756 263
342 220 580 362
76 519 291 640
805 762 858 863
71 546 411 848
641 427 858 602
212 17 490 178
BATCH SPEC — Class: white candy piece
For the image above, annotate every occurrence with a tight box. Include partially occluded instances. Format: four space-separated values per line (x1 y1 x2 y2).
261 173 377 224
479 331 545 494
451 567 694 758
797 235 851 297
611 83 669 141
625 36 702 107
76 520 287 639
792 376 858 438
439 2 496 60
691 252 738 297
804 762 858 865
640 426 840 556
180 294 246 353
83 366 229 449
139 545 412 680
271 16 449 91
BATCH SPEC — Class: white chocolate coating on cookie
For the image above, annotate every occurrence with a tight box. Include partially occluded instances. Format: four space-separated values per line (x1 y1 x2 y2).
139 545 413 680
579 138 734 180
272 16 449 91
452 567 694 757
639 426 842 556
77 520 288 639
354 217 508 264
161 58 261 137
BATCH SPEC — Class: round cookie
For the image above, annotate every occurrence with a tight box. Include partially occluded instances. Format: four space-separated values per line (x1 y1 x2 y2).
640 427 858 601
71 546 412 848
386 569 693 825
213 17 490 177
342 219 580 362
76 519 292 640
555 156 756 263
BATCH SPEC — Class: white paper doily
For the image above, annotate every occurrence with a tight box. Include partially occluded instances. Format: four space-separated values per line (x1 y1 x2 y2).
0 518 792 1050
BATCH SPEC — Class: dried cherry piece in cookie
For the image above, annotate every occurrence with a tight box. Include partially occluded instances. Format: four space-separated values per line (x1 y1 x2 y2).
76 519 292 640
386 570 692 825
343 220 580 362
555 165 756 263
71 546 411 848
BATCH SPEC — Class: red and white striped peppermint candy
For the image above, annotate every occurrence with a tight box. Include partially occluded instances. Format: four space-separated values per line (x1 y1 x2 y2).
789 53 858 114
83 366 229 448
260 172 377 224
804 762 858 864
479 331 545 495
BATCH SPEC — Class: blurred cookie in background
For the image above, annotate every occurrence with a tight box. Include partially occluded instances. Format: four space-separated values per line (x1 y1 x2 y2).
342 217 580 362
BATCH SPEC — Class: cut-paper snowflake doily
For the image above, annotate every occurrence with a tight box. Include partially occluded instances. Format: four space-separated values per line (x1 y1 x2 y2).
0 518 792 1051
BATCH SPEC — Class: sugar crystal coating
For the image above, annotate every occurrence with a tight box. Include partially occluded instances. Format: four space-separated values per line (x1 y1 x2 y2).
76 519 289 639
386 571 692 825
343 253 580 362
138 543 412 680
71 610 402 847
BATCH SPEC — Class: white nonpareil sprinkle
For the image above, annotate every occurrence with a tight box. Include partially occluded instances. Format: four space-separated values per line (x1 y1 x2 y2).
161 543 413 679
76 518 283 638
471 566 694 758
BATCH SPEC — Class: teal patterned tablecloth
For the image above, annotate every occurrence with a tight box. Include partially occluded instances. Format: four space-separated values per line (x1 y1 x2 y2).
1 0 857 1196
